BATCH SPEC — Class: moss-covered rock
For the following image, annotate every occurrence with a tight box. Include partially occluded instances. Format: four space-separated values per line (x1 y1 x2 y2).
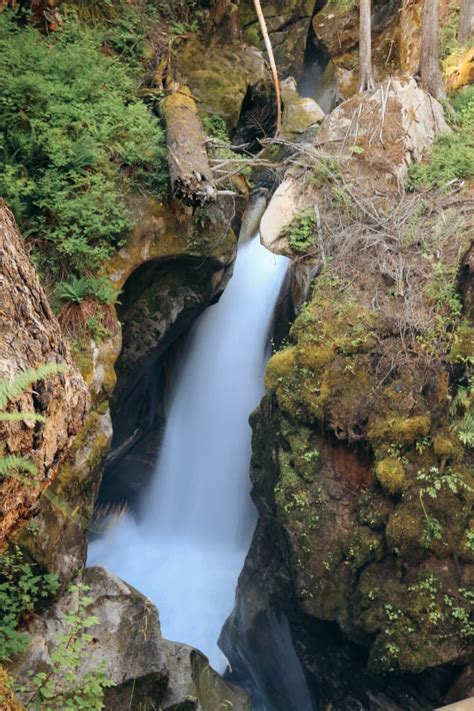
249 141 473 677
375 458 406 494
176 39 269 132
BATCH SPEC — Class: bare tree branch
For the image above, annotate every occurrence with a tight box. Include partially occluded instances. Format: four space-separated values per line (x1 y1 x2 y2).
252 0 282 134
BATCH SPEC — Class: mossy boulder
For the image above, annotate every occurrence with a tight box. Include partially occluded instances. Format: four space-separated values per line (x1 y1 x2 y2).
250 222 473 677
375 458 406 494
176 39 269 132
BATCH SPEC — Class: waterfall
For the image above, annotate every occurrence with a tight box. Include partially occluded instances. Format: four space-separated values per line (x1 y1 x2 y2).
88 235 289 670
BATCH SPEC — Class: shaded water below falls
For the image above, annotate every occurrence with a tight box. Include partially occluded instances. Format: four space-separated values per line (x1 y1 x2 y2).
88 236 289 671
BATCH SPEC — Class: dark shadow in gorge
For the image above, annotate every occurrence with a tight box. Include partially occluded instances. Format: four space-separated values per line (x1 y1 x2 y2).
96 255 231 513
297 4 339 115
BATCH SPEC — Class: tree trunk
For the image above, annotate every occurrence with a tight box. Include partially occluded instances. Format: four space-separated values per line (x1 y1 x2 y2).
0 200 90 544
359 0 376 91
458 0 474 45
252 0 282 135
420 0 446 98
160 85 217 207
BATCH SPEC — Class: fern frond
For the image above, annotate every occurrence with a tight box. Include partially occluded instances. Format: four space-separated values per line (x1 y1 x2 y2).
0 412 45 423
0 363 68 409
0 455 37 476
454 410 474 448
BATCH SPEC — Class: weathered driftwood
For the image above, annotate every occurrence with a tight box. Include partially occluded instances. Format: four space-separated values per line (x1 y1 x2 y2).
161 85 217 207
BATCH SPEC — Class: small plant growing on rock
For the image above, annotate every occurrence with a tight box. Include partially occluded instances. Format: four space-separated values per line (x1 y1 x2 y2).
22 583 114 710
450 376 474 447
56 277 119 338
281 208 318 254
0 546 59 663
0 364 68 480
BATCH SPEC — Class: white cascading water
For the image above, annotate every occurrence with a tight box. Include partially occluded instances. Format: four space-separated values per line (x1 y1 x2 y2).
88 235 288 670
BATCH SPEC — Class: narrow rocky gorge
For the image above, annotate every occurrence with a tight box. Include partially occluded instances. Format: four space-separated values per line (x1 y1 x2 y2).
0 0 473 709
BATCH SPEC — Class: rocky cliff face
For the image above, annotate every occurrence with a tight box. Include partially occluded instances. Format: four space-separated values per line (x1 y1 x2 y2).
11 190 244 581
0 201 90 545
222 79 474 707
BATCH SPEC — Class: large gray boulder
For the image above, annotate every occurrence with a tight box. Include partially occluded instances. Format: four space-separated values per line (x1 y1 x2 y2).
10 566 250 711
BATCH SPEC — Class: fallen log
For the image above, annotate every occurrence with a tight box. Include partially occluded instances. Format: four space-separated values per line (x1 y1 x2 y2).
161 84 217 207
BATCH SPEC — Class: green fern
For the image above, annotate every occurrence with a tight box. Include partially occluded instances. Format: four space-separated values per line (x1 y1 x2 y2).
56 276 120 306
0 363 68 410
0 455 37 477
55 277 90 305
0 412 45 423
450 376 474 448
454 409 474 448
0 363 68 481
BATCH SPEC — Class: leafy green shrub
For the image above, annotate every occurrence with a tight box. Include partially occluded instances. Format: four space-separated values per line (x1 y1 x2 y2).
281 208 318 254
24 583 114 710
202 114 230 144
408 86 474 190
0 12 168 276
0 546 59 662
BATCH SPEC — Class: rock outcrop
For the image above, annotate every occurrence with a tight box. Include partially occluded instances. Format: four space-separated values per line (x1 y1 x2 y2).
311 0 401 98
308 0 458 100
222 77 474 707
0 201 90 545
176 37 270 133
281 76 325 139
262 77 448 256
11 566 250 711
239 0 317 78
15 190 243 579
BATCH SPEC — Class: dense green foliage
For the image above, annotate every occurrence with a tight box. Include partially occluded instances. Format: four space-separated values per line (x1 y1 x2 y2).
0 546 59 662
0 11 167 277
408 87 474 190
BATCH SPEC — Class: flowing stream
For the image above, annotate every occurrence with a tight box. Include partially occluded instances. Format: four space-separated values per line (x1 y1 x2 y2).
88 235 288 670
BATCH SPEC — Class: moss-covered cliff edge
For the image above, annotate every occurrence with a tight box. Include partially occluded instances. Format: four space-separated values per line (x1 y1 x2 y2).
223 77 473 707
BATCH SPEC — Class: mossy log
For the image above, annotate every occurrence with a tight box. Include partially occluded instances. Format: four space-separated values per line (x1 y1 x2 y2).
161 85 217 207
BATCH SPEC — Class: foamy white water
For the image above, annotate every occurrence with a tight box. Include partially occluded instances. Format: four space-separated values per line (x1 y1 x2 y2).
88 236 288 670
